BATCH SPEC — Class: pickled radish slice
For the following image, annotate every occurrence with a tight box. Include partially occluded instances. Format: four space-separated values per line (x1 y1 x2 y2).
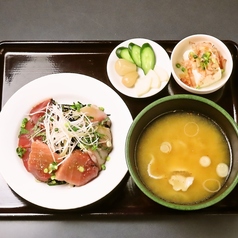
135 75 151 96
216 163 229 177
115 59 137 76
122 71 139 87
199 156 211 167
154 66 169 82
147 69 161 88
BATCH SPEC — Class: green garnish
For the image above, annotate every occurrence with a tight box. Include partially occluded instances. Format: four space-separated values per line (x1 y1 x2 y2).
48 162 58 173
70 102 83 111
16 147 27 158
19 118 29 135
200 52 211 69
181 67 186 72
44 162 58 174
21 118 28 128
77 166 85 172
91 144 98 151
44 168 49 173
176 63 181 68
193 54 198 59
19 128 29 135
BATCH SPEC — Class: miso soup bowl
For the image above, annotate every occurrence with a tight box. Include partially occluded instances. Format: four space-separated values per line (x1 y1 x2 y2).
125 94 238 210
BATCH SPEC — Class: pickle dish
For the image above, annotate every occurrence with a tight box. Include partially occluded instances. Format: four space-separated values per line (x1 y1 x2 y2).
171 34 233 94
107 38 171 98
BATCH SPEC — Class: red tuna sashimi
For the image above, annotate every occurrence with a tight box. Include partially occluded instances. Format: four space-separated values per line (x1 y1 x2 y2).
18 120 35 171
18 99 52 169
55 150 99 186
18 99 51 148
21 148 31 172
28 140 60 182
18 120 35 148
29 98 51 124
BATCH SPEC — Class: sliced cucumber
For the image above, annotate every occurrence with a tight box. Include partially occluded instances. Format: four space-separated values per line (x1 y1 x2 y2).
116 47 134 63
128 43 142 68
141 43 156 75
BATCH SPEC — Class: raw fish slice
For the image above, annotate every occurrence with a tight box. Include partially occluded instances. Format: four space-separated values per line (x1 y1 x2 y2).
55 150 99 186
88 126 113 167
29 98 51 124
80 105 108 122
28 140 60 182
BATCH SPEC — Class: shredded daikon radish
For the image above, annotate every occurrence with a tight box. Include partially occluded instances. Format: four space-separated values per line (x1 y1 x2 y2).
43 102 101 165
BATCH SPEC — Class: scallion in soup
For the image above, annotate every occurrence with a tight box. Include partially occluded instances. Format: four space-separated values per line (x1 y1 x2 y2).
136 111 230 205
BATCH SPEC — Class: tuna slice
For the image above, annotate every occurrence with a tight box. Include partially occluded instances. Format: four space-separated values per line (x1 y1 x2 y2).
18 99 52 171
55 150 99 186
29 98 51 124
28 140 59 182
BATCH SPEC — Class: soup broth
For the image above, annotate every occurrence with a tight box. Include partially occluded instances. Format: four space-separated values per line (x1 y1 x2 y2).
136 111 230 205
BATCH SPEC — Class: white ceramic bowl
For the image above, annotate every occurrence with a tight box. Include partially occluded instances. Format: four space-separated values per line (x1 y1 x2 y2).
171 34 233 94
107 38 171 98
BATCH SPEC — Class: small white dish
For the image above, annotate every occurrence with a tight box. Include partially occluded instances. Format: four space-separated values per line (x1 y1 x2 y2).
171 34 233 94
107 38 171 98
0 73 132 210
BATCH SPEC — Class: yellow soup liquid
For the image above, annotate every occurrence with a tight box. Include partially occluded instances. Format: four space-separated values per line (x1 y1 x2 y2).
136 111 230 205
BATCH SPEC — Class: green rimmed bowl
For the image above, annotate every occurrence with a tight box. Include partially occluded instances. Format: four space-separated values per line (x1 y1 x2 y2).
125 94 238 210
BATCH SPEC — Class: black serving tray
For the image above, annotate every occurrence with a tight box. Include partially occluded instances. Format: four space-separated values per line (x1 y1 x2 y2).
0 40 238 219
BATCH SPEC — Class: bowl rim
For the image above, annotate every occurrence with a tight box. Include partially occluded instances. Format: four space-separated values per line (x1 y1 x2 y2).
126 94 238 210
106 37 171 98
170 34 233 94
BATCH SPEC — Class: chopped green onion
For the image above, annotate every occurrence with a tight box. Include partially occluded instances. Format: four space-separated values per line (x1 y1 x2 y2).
48 162 58 173
91 144 98 151
21 118 28 128
19 118 29 135
78 166 85 172
181 67 186 72
176 63 181 68
16 147 27 158
48 180 57 186
19 128 29 135
70 102 83 111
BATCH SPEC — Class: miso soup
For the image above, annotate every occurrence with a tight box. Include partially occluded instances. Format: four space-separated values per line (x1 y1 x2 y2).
136 111 230 205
